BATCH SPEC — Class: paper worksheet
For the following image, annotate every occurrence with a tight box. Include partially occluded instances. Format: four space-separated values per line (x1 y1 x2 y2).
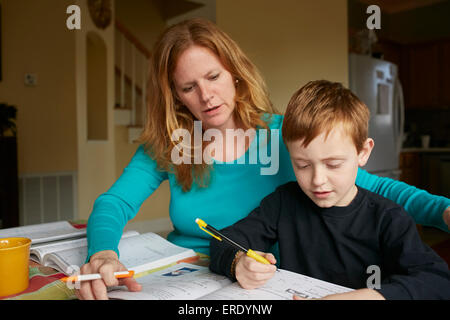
107 263 353 300
202 268 354 300
108 263 233 300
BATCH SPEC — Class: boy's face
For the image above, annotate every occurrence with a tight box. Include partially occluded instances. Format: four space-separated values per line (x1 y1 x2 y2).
287 124 373 208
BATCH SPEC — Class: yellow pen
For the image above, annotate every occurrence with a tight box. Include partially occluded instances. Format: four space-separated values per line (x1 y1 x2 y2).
195 218 271 265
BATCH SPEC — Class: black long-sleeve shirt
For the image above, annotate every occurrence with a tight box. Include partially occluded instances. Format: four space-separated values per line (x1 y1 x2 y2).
209 182 450 299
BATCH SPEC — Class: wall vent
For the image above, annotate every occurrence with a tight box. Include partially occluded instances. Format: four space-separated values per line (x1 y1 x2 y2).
19 172 77 225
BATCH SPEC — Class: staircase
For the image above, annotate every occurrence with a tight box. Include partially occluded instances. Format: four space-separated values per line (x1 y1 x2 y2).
114 20 150 143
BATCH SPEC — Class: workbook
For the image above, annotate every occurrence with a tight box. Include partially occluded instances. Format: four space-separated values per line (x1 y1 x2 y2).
29 231 197 275
107 263 353 300
0 221 86 245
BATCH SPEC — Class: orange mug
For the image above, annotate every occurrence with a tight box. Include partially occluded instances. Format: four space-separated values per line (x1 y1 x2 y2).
0 237 31 297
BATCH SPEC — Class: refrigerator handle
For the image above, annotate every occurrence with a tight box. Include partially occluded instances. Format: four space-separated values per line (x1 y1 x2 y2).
394 78 405 155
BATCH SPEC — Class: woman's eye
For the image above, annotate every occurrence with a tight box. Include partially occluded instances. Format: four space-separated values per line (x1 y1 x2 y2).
209 73 220 81
182 86 194 93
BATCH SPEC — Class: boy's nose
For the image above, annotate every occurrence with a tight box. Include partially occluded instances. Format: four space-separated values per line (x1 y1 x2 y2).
311 167 327 187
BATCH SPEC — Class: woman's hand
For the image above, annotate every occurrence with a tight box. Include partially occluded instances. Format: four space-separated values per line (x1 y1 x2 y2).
234 251 277 290
75 250 142 300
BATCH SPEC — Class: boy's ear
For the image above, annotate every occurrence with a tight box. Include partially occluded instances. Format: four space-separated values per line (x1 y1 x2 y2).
358 138 374 167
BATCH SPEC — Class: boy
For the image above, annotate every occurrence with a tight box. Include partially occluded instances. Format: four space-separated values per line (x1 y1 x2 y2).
209 80 450 299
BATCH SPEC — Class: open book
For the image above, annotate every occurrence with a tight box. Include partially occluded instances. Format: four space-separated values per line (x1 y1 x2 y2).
30 231 197 275
107 263 353 300
0 221 197 276
0 221 86 244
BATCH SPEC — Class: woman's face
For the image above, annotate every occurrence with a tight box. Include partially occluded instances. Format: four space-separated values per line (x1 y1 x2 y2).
172 45 237 131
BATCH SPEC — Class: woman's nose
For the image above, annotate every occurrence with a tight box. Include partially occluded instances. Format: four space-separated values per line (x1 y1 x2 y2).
198 82 213 103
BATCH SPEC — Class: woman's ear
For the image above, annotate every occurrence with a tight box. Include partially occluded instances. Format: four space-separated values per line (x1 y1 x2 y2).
358 138 374 167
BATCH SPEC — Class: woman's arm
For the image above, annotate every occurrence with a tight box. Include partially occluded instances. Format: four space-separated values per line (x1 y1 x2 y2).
86 145 168 261
356 168 450 232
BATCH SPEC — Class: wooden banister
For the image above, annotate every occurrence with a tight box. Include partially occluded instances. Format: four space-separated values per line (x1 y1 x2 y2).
115 19 151 59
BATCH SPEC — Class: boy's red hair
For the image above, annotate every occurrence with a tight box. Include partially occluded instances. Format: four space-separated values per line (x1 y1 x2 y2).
282 80 370 153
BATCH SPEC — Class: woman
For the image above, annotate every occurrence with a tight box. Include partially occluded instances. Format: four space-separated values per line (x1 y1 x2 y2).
77 18 450 300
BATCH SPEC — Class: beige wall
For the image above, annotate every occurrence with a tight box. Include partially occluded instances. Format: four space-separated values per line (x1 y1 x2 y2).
87 32 108 141
115 0 167 51
0 0 349 224
114 126 171 222
0 0 117 222
75 0 117 220
0 0 77 174
114 0 166 181
217 0 349 113
113 0 171 222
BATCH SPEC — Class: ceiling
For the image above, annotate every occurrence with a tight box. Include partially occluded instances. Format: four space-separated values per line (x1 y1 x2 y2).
357 0 447 14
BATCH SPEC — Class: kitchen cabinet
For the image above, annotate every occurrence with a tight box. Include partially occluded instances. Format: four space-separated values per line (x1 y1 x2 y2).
378 38 450 109
400 150 450 198
399 152 421 187
406 43 440 108
439 41 450 106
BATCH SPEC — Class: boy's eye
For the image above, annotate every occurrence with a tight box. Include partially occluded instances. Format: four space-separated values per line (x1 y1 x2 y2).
295 163 309 169
326 162 343 169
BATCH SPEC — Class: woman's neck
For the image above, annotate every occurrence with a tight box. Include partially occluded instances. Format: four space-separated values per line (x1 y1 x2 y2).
205 117 256 162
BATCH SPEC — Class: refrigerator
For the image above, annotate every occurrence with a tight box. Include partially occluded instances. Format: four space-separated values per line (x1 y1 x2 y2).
349 53 405 180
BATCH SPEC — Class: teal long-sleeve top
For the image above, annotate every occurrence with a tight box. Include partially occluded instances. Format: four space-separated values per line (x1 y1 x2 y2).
86 114 450 260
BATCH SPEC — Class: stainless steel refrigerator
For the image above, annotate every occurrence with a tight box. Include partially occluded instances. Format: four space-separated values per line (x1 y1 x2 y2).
349 53 405 179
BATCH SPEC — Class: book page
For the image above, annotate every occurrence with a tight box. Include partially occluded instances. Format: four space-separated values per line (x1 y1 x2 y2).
30 231 139 265
107 263 232 300
202 269 353 300
46 232 196 275
120 233 197 274
0 221 86 244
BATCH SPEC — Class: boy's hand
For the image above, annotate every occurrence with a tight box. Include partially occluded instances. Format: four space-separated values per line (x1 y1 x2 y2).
234 251 277 290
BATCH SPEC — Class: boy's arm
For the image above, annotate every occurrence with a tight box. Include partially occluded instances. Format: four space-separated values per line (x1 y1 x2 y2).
375 206 450 300
209 187 282 280
356 168 450 232
294 288 385 300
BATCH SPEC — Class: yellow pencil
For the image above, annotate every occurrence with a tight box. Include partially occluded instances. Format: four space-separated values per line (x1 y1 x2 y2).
195 218 271 265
